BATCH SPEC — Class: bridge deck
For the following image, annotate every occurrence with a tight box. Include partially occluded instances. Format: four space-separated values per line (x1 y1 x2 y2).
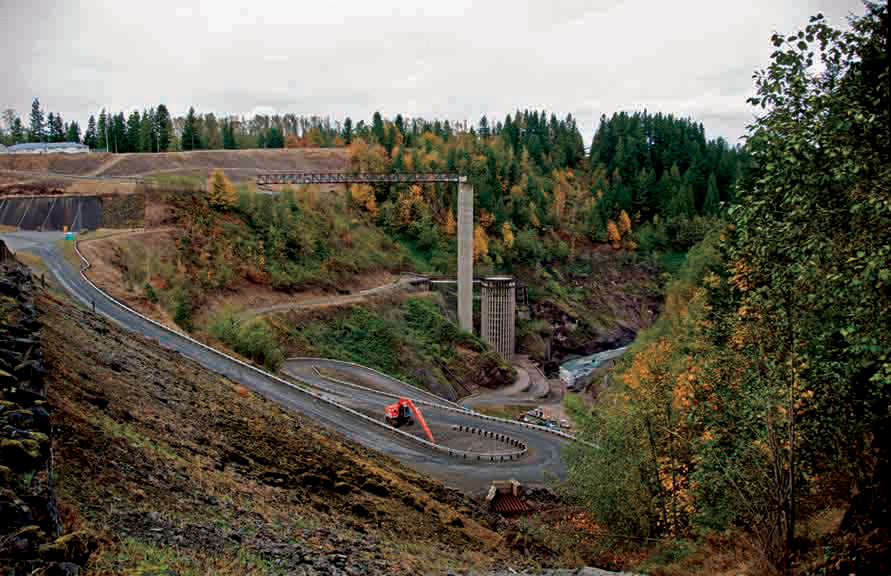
256 172 467 185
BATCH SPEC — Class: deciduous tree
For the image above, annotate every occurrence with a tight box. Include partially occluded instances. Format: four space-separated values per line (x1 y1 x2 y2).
207 170 235 210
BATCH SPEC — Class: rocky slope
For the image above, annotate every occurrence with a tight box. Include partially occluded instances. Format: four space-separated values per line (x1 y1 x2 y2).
1 246 92 575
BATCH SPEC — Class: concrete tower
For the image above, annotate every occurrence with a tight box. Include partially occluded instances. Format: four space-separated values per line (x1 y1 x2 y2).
457 180 473 332
481 277 516 360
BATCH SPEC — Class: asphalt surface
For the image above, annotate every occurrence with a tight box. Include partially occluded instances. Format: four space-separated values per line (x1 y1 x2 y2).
460 357 553 408
1 230 569 493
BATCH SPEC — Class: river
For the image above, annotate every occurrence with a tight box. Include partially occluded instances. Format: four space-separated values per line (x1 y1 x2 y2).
558 346 629 391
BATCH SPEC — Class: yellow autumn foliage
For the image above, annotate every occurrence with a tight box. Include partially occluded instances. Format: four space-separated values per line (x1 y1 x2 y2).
207 170 235 210
473 225 489 262
501 221 514 250
618 210 632 237
607 220 621 248
349 184 378 217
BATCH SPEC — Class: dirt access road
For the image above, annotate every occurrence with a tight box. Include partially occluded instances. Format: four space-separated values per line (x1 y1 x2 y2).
1 230 570 493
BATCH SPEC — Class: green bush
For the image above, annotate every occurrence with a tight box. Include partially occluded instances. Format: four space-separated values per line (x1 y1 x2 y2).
209 309 283 370
143 283 158 303
172 287 192 331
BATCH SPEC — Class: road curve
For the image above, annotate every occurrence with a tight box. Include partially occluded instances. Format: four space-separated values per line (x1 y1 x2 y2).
0 230 568 492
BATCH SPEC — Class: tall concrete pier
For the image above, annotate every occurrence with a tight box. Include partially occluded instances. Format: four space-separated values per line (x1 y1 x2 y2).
457 181 473 332
481 277 516 360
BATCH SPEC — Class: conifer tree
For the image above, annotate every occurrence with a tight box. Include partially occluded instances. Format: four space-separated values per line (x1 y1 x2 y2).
702 172 720 214
342 117 352 145
65 121 81 143
126 111 141 152
84 116 97 149
139 109 154 152
182 107 199 151
111 113 126 153
479 115 490 139
156 105 171 151
97 110 106 150
47 113 56 141
28 98 44 142
11 118 25 144
207 170 235 210
607 220 621 248
618 210 632 237
371 111 385 144
222 120 237 149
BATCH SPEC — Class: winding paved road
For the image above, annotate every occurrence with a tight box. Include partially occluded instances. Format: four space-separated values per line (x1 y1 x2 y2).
0 230 569 493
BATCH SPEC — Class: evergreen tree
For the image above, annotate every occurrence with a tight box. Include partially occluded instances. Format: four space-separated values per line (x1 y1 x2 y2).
222 119 237 149
28 98 45 142
83 116 97 149
52 114 65 141
371 111 385 144
667 169 696 217
702 172 720 214
156 104 171 151
126 111 141 153
479 115 490 139
111 112 126 153
266 126 284 148
181 107 199 151
65 121 81 143
11 118 25 144
342 117 352 145
47 113 56 141
139 109 155 152
97 110 108 151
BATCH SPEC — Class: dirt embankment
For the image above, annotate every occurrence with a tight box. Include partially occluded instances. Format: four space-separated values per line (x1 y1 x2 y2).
38 290 531 575
0 148 351 195
97 148 350 180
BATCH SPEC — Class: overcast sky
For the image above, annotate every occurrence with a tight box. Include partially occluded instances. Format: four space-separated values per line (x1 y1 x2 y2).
2 0 863 144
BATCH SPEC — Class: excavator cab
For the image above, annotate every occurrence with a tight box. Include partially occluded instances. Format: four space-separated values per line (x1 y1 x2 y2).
384 398 434 443
385 399 413 427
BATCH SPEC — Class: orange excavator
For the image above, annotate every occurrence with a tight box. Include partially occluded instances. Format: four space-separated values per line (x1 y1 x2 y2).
385 398 434 443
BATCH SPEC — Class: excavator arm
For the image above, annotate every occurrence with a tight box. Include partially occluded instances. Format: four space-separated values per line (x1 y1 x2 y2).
403 398 434 444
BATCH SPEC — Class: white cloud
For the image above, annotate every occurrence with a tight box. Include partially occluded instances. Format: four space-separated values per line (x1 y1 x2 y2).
1 0 864 142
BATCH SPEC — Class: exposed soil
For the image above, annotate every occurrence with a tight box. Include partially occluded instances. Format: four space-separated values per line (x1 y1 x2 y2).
0 154 114 176
39 290 535 575
98 148 349 180
0 148 350 195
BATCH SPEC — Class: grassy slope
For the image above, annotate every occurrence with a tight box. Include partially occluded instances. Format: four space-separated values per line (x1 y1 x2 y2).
40 291 524 575
264 294 515 399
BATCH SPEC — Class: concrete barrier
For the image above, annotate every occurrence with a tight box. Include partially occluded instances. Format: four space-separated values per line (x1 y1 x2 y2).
305 362 593 447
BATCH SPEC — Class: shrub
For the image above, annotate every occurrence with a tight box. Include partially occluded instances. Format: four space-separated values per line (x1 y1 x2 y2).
143 283 158 303
209 309 283 370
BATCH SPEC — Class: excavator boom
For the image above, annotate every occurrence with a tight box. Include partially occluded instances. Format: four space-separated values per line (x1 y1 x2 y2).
403 398 434 443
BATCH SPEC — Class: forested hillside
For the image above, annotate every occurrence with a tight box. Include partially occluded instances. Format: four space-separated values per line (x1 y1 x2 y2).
567 4 889 573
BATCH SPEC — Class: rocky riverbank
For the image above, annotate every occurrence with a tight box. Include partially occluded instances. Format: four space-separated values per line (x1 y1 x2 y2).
0 242 95 575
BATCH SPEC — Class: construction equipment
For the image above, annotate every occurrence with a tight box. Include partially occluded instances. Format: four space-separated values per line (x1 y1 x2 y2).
385 398 434 443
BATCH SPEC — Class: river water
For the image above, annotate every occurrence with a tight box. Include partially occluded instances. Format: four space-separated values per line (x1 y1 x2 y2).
559 346 628 390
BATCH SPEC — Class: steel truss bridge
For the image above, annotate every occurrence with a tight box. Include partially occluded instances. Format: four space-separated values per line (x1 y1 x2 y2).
256 171 467 186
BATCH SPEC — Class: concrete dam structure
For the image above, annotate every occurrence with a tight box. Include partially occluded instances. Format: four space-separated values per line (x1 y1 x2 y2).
0 195 144 231
457 181 473 333
481 277 517 360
